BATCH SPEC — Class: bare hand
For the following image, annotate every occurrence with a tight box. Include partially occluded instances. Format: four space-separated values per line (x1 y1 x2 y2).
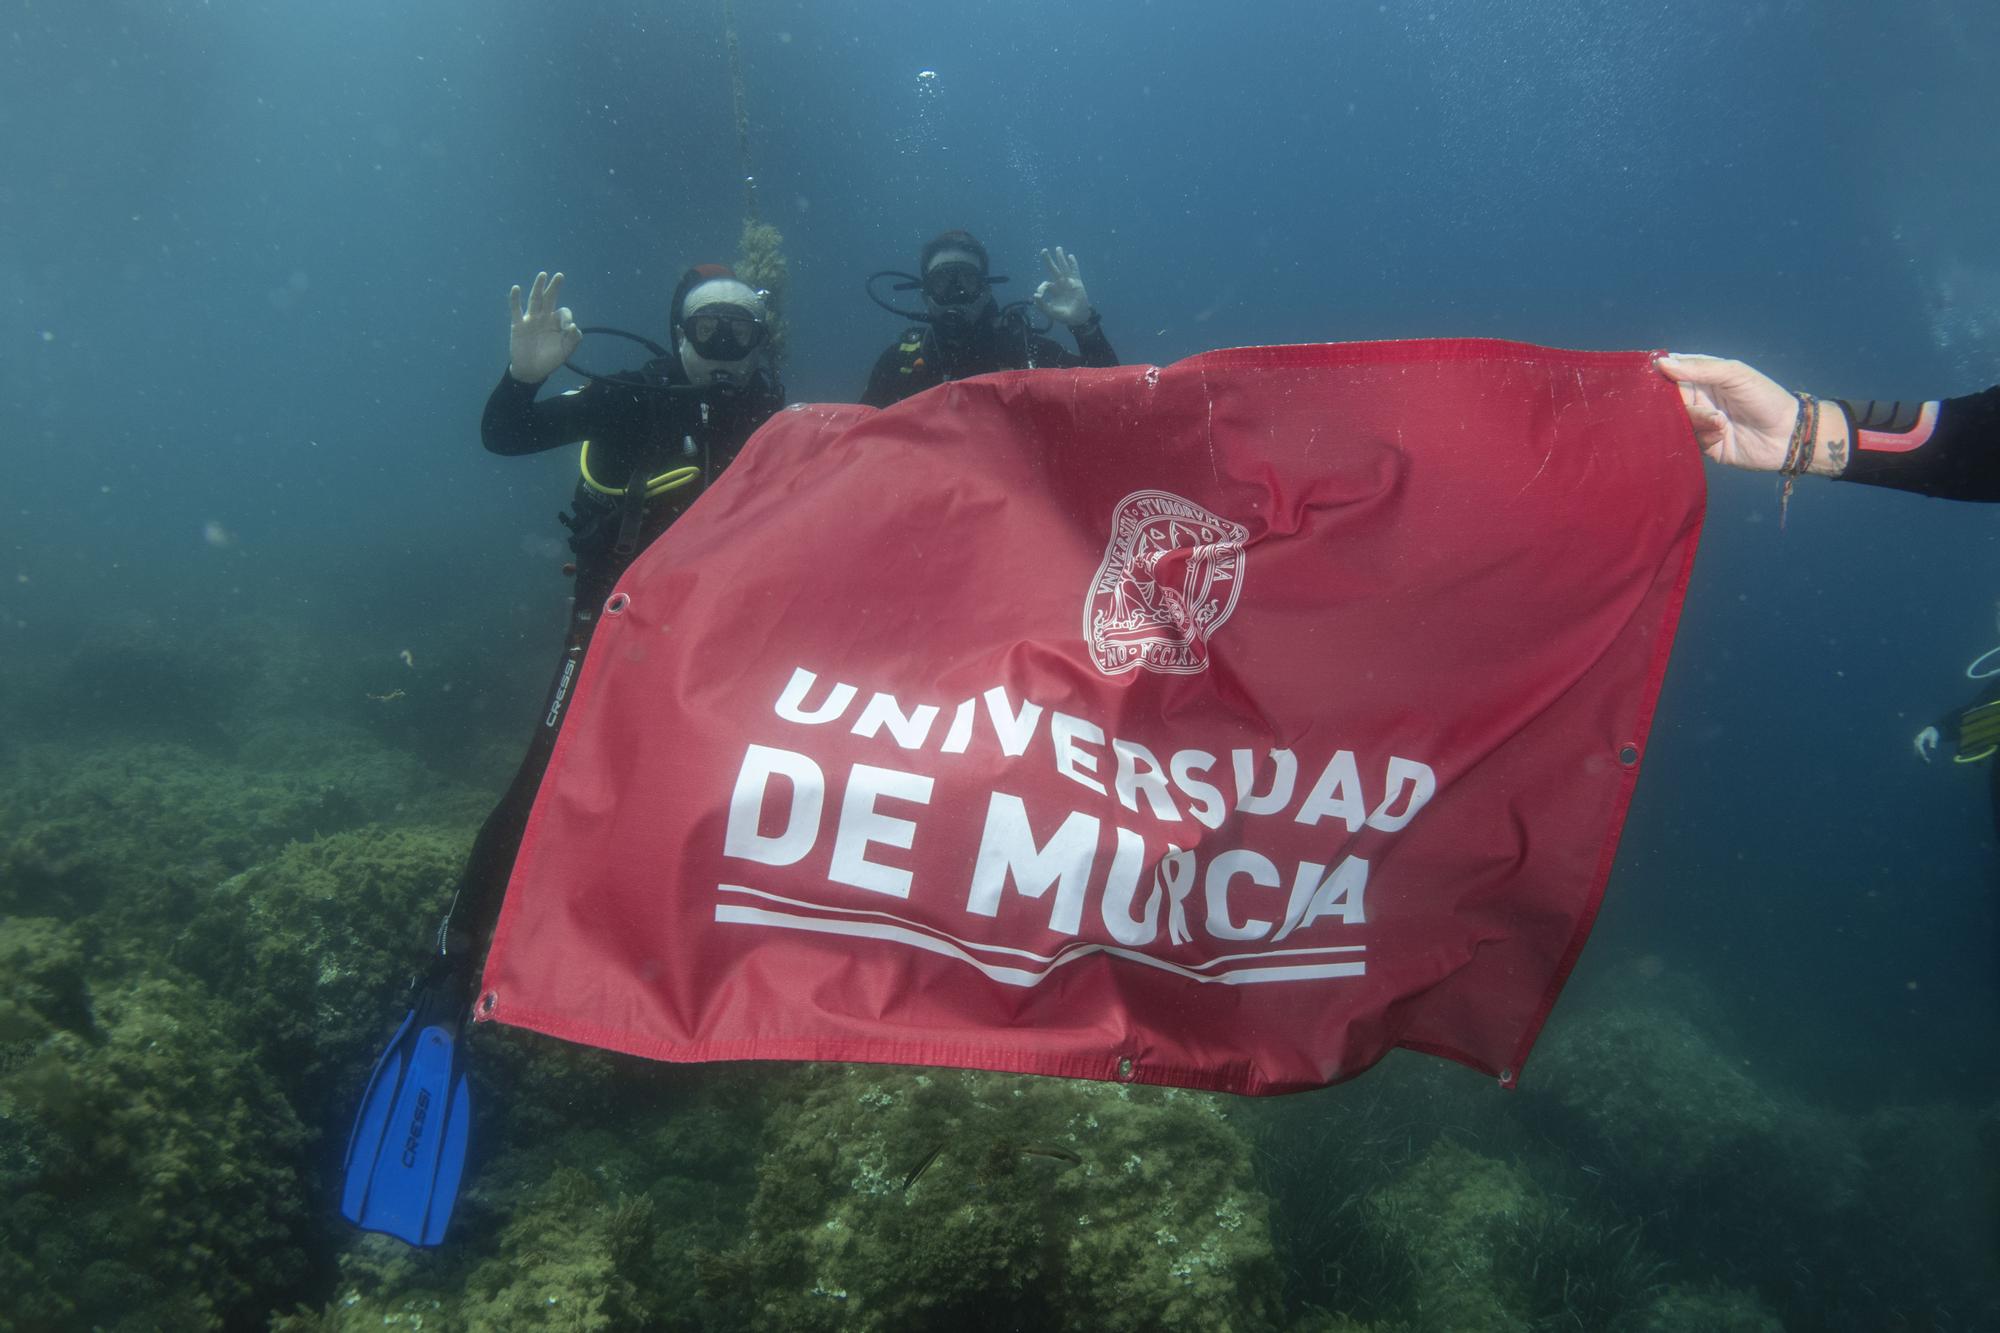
1032 247 1095 328
507 271 582 384
1654 353 1799 472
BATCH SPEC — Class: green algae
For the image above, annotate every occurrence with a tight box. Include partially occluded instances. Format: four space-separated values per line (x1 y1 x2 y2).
1531 1001 1784 1187
697 1064 1285 1333
280 1062 771 1333
735 219 790 367
0 733 455 924
176 824 467 1118
0 708 494 1329
1301 1135 1783 1333
1625 1281 1785 1332
1522 986 2000 1330
294 1169 658 1332
1364 1138 1541 1333
0 916 92 1050
1242 1053 1480 1321
0 968 312 1330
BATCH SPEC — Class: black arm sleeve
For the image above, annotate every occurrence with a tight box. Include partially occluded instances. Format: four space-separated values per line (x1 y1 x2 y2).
1026 318 1121 371
480 370 605 457
1837 385 2000 501
1071 316 1118 368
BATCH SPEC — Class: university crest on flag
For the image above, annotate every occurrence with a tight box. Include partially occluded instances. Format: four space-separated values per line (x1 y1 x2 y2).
479 340 1704 1094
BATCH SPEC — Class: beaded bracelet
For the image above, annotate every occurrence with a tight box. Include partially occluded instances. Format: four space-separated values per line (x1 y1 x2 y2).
1778 392 1819 528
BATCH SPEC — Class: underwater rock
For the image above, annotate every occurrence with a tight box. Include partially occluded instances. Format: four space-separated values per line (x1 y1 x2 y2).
0 915 94 1050
39 612 256 743
0 972 311 1330
175 824 466 1119
1530 1001 1783 1187
289 1065 772 1332
1284 1314 1375 1333
1237 1053 1481 1323
1840 1102 2000 1325
1364 1138 1537 1333
0 735 443 922
1524 998 2000 1330
1624 1280 1785 1331
293 1168 658 1332
701 1064 1284 1333
1359 1136 1680 1333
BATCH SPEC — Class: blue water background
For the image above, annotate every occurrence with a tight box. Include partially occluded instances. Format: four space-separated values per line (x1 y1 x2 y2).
3 0 1996 1117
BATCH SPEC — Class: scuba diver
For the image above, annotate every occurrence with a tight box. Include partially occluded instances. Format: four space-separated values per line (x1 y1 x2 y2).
482 265 784 614
474 262 782 903
1914 633 2000 845
1656 353 2000 502
339 264 784 1247
860 229 1119 408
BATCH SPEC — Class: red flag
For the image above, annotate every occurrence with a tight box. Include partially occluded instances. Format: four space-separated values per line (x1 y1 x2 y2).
478 340 1702 1094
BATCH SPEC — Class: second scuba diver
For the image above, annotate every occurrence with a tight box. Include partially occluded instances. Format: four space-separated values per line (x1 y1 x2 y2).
1914 631 2000 851
860 229 1119 407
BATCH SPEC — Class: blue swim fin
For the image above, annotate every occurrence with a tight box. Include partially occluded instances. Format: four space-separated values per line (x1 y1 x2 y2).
340 979 472 1247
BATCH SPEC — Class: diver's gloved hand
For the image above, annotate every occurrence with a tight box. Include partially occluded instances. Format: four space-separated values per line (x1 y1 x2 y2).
507 271 583 384
1655 353 1824 474
1033 247 1097 328
1915 726 1939 763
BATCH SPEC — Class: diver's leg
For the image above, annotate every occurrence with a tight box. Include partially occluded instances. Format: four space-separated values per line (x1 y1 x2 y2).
438 560 617 956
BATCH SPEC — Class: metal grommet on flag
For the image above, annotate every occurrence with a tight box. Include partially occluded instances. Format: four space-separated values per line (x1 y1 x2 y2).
605 592 631 616
1498 1067 1517 1089
1115 1056 1136 1082
479 992 497 1016
1617 743 1639 767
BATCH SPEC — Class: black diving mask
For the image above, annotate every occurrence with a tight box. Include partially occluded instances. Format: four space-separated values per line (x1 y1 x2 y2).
921 261 990 306
681 303 768 359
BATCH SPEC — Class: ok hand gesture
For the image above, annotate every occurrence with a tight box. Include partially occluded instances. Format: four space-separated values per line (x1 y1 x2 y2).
507 271 583 384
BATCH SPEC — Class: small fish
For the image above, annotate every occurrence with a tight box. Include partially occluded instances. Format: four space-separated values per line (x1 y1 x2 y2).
902 1142 945 1191
978 1140 1085 1183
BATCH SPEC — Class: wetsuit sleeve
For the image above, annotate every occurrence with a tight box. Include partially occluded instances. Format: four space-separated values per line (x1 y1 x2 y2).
1025 318 1120 371
480 370 604 457
1836 386 2000 501
1071 315 1118 368
860 342 910 408
1021 334 1081 369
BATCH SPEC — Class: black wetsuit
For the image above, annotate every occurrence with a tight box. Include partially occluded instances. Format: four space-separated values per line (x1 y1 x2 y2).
1837 386 2000 501
1929 676 2000 844
860 310 1119 408
443 359 784 957
482 359 784 611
